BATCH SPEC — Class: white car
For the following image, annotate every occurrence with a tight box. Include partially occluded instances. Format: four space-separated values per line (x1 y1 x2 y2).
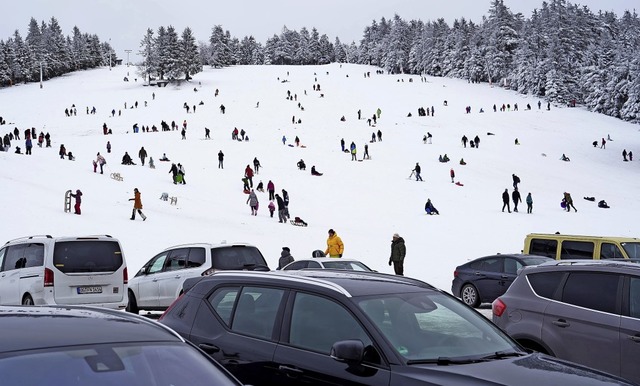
280 257 373 271
127 242 268 313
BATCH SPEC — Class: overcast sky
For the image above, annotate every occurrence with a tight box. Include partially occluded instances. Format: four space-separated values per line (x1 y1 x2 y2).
2 0 635 61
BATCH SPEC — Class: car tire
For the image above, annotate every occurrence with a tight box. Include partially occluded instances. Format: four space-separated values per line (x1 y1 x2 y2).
22 294 34 305
126 290 139 314
461 284 480 308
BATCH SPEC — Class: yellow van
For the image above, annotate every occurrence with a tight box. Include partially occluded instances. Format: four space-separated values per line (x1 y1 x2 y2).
523 233 640 260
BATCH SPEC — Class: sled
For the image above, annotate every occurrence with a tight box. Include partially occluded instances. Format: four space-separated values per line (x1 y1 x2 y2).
64 190 72 213
290 220 308 227
110 172 123 181
243 189 251 194
455 181 464 186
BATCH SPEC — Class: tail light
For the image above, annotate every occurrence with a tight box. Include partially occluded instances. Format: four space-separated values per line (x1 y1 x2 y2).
44 268 54 287
159 293 184 321
453 270 459 277
492 298 506 317
123 267 129 284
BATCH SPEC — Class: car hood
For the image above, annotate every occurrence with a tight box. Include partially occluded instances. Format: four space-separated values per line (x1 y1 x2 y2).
392 353 632 385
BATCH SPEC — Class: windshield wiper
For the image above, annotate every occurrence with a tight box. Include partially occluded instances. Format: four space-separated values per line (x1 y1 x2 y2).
407 357 481 365
479 350 527 360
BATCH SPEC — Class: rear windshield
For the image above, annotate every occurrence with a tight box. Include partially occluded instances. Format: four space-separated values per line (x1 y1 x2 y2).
210 246 267 270
53 241 123 273
520 257 551 266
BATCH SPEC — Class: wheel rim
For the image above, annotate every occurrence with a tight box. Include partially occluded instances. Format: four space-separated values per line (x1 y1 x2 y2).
22 296 34 305
462 286 477 306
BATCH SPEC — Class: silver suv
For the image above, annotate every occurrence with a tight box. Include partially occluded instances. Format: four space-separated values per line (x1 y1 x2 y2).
493 260 640 384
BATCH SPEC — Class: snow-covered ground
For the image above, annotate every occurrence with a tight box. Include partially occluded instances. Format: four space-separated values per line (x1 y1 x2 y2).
1 63 639 293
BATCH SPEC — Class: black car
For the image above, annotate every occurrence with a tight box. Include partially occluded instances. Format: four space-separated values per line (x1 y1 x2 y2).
0 305 244 386
451 254 552 307
159 270 631 386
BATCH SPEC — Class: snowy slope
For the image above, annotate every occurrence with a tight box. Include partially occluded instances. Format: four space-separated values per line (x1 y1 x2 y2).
1 63 639 292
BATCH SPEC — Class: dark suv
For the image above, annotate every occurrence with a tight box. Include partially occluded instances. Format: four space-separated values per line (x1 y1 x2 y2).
493 260 640 384
159 270 631 385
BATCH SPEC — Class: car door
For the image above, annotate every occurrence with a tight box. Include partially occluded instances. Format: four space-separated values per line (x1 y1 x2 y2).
620 275 640 383
0 245 25 305
136 252 169 307
500 257 521 295
542 272 621 376
190 285 286 386
472 257 503 302
157 248 190 307
272 291 390 386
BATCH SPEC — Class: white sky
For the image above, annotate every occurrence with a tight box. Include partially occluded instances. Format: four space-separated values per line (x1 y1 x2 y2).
1 0 635 62
1 62 639 293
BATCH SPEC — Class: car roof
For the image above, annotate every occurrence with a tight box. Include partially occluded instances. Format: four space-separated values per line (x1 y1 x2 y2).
461 253 551 264
161 241 257 251
526 233 640 242
0 305 183 353
292 257 364 263
528 259 640 273
189 270 437 298
4 235 117 245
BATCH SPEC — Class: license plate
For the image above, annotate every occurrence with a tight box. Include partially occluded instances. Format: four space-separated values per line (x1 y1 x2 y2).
77 286 102 294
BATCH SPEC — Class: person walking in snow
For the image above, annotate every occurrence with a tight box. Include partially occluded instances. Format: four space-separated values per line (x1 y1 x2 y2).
325 229 344 258
450 168 455 183
512 188 522 212
388 233 406 276
253 157 261 174
138 146 147 166
268 201 275 218
413 163 423 181
601 138 606 149
169 163 178 184
502 189 511 213
178 163 186 184
129 188 147 221
526 192 533 214
340 138 346 152
275 194 287 223
277 247 294 269
244 165 254 187
512 174 520 189
623 149 628 161
96 152 106 174
282 189 290 219
267 180 275 200
282 135 287 145
377 129 382 142
563 192 577 212
474 135 480 148
350 143 357 161
69 189 82 215
59 144 67 159
364 144 370 159
246 189 259 215
218 150 224 169
461 135 468 148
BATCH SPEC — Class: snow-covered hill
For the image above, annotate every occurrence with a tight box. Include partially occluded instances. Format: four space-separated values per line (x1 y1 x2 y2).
1 63 639 292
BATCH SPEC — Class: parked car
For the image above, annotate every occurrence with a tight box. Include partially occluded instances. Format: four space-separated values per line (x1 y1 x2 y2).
0 305 244 386
451 253 551 307
127 241 268 313
524 233 640 259
493 260 640 384
0 234 128 309
159 270 631 386
280 257 373 271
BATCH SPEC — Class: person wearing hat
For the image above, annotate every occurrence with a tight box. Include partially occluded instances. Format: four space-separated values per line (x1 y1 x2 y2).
129 188 147 221
324 229 344 258
277 247 294 269
389 233 406 276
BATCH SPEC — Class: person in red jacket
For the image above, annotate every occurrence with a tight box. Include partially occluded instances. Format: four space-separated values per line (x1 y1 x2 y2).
129 188 147 221
244 165 254 188
70 189 82 215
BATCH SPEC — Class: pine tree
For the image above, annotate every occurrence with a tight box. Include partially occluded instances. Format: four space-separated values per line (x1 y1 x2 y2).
180 27 201 80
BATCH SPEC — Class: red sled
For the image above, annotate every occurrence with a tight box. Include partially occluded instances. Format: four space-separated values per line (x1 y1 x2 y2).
455 181 464 186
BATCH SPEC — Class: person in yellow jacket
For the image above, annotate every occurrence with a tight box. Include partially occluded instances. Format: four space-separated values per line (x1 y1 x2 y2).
325 229 344 258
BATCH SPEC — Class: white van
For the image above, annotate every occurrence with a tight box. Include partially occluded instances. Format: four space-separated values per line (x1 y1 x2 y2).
0 235 128 309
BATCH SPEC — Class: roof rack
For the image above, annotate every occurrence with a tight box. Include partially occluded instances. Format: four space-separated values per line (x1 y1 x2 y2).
5 235 53 245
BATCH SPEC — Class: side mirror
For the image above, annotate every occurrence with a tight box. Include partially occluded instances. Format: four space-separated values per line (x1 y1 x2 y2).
330 340 364 364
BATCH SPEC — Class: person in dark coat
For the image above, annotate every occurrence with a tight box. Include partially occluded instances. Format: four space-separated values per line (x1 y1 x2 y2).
413 163 423 181
425 199 439 215
169 163 178 184
70 189 82 215
502 189 511 213
282 189 290 219
512 188 522 212
563 192 577 212
526 193 533 214
388 233 406 276
253 157 261 174
474 135 480 148
275 194 287 223
218 150 224 168
138 147 147 166
267 180 275 200
59 144 66 159
277 247 294 269
512 174 520 189
121 152 135 165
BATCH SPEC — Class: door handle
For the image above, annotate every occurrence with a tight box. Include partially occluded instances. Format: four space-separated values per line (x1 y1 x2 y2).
279 365 304 377
198 343 220 354
552 319 570 328
630 335 640 343
501 275 509 279
174 275 181 279
474 271 484 276
152 278 158 282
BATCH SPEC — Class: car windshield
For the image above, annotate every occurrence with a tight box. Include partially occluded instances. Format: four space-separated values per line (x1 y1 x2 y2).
622 242 640 259
0 342 239 386
322 260 371 271
356 292 519 362
520 257 552 266
210 246 267 270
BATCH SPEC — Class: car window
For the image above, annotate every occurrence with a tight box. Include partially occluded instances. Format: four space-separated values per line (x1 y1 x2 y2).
165 248 189 271
146 253 169 275
529 239 557 258
210 246 267 270
283 261 308 270
307 261 322 268
503 258 521 275
0 248 5 271
322 261 369 271
23 243 44 268
53 241 123 273
208 287 240 326
3 245 26 271
187 248 206 268
231 287 284 340
561 272 620 314
289 292 372 354
622 242 640 259
600 243 624 259
357 292 516 361
559 241 594 260
630 277 640 319
480 258 502 273
527 271 565 299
